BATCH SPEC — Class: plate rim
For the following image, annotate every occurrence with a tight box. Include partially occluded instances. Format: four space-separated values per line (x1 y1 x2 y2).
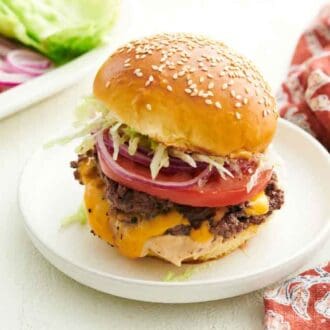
18 119 330 287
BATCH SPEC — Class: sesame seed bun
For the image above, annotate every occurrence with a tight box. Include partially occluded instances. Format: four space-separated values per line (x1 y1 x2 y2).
93 33 278 156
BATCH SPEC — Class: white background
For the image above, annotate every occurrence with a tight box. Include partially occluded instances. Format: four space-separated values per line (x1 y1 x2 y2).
0 1 329 329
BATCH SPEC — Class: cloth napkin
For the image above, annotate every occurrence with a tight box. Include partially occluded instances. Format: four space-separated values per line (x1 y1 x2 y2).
264 262 330 329
264 6 330 329
278 5 330 150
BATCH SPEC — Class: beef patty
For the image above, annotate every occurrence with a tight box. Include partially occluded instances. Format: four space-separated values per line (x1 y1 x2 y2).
72 154 284 240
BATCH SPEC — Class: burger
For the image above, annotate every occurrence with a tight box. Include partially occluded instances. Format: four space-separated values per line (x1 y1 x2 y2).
71 33 284 266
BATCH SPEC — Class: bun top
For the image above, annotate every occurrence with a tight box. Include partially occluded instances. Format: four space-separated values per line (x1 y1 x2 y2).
94 33 278 156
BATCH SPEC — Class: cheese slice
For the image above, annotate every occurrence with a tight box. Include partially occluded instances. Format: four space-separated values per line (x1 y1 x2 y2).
190 221 213 243
79 159 269 259
80 159 188 258
245 191 269 216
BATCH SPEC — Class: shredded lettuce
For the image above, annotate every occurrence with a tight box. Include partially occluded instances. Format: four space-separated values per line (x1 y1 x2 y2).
150 144 169 179
61 203 87 228
0 0 120 64
162 265 209 282
169 149 196 168
44 96 116 150
193 154 233 179
46 95 237 181
128 136 140 156
109 122 123 160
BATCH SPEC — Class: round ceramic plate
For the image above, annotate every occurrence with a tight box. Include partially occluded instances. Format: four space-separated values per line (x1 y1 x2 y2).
18 119 330 303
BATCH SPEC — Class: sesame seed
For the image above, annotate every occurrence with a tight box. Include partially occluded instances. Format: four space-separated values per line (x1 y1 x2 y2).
235 95 242 100
124 63 131 67
187 79 193 85
215 101 222 109
167 85 173 92
244 87 250 94
146 104 152 111
172 73 178 79
185 88 192 94
145 75 154 87
243 97 248 105
124 58 130 63
152 65 158 71
134 68 143 77
235 112 241 119
207 73 214 78
178 70 185 77
228 79 234 85
219 71 226 76
230 90 236 97
199 77 205 83
205 99 213 105
201 67 208 72
105 81 110 88
208 82 215 89
208 91 214 96
222 83 228 90
190 83 197 89
235 102 242 108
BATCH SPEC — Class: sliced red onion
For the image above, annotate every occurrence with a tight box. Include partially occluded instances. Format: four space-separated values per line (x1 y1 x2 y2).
0 71 32 86
97 132 212 189
6 49 51 75
103 131 206 172
0 37 18 57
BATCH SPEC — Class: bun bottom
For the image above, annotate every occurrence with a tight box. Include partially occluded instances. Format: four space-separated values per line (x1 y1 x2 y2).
143 222 267 266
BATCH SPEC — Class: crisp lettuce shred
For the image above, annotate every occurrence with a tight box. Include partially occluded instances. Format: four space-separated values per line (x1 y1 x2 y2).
0 0 120 64
47 95 234 180
162 265 209 282
109 122 123 160
193 154 233 179
150 144 169 179
128 136 140 156
169 149 196 168
61 203 87 228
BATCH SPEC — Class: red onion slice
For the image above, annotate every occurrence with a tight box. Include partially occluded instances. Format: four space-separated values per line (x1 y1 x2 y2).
103 131 206 172
0 71 32 86
6 49 51 75
97 132 212 189
0 37 18 57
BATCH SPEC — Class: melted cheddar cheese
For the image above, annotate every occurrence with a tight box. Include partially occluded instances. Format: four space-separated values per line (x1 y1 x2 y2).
79 159 269 259
115 212 189 258
190 221 213 243
245 191 269 216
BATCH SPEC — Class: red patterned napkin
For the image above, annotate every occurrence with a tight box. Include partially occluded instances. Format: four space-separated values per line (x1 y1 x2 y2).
278 5 330 150
264 262 330 329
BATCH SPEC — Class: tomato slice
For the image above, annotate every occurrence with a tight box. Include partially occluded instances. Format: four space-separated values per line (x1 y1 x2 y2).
98 153 272 207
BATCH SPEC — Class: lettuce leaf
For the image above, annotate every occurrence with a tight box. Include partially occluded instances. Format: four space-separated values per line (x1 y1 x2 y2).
61 202 87 228
0 0 120 64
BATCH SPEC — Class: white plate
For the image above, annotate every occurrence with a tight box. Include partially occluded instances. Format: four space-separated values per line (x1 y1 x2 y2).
0 0 134 120
18 119 330 303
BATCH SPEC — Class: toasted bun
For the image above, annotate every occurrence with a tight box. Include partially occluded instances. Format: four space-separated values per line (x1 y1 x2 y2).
143 223 263 266
94 33 278 156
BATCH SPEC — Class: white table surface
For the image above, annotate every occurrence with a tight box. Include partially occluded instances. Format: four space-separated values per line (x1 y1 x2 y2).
0 1 329 329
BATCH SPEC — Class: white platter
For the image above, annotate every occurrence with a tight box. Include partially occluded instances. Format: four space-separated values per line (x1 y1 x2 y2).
0 0 133 120
18 119 330 303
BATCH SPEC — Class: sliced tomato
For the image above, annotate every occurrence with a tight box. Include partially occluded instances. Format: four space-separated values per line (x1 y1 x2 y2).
98 153 272 207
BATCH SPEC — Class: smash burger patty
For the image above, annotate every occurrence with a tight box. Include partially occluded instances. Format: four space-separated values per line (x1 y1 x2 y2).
72 155 284 241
